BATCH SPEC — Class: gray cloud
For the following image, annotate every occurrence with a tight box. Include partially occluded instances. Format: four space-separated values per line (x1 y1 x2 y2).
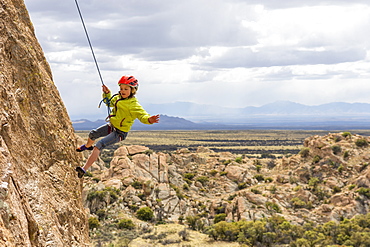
203 47 367 68
23 0 370 119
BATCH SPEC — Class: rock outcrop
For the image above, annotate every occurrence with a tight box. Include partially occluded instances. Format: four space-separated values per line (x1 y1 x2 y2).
82 133 370 245
1 0 88 246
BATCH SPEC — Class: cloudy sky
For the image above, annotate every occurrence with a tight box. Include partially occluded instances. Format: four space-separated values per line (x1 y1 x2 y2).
24 0 370 120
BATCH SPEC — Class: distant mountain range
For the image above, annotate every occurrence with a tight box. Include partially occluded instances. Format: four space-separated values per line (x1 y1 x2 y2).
72 101 370 130
143 101 370 120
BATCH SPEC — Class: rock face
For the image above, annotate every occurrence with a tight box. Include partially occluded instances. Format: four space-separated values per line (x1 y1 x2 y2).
0 0 89 246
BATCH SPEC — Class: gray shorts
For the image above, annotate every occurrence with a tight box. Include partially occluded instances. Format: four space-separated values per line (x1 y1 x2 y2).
88 123 128 150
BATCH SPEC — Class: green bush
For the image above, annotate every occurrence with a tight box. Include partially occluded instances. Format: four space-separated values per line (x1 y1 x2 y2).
290 197 306 209
214 213 227 224
308 177 320 188
210 170 218 176
265 201 282 213
136 206 154 221
131 181 143 189
356 139 368 147
357 187 370 198
88 217 100 229
256 165 262 172
254 174 265 182
343 150 350 159
238 182 248 190
184 173 196 180
332 186 341 194
342 132 352 138
117 218 135 230
196 176 209 185
264 177 273 183
312 155 321 164
235 156 243 163
185 215 203 231
86 186 120 204
205 211 370 246
331 145 342 155
299 147 310 158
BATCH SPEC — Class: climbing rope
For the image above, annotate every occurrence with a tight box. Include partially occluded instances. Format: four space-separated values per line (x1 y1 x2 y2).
74 0 112 116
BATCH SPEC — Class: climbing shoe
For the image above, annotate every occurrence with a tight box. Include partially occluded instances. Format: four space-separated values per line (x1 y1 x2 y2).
76 167 86 178
76 144 94 152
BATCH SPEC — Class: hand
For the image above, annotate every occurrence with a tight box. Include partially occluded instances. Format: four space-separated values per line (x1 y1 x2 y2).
102 85 110 94
148 114 160 124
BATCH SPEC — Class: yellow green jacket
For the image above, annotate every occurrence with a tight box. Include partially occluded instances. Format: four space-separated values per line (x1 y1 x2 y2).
104 92 151 132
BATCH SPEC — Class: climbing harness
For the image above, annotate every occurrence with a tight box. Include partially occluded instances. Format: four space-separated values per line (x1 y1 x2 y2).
74 0 111 116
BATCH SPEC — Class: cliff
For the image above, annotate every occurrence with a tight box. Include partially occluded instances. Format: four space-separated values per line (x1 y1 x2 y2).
0 0 89 246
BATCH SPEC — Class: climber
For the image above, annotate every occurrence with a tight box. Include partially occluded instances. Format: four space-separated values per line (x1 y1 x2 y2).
75 75 160 178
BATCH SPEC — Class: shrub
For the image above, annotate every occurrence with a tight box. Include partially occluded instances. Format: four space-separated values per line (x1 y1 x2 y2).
228 194 237 201
265 201 282 213
290 197 306 209
343 150 350 159
332 186 341 194
265 177 273 183
342 132 352 138
87 186 120 204
196 176 209 185
299 147 310 158
254 174 265 182
238 182 248 190
312 155 321 164
117 218 135 230
184 173 196 180
223 160 232 166
356 139 368 147
338 164 344 173
96 209 107 220
88 217 100 229
235 156 243 163
334 135 342 142
357 188 370 198
131 181 143 189
136 207 154 221
331 145 342 155
214 213 227 224
256 165 262 172
182 183 189 191
220 171 228 176
185 215 202 231
210 170 218 176
348 184 356 190
308 177 320 189
251 188 261 194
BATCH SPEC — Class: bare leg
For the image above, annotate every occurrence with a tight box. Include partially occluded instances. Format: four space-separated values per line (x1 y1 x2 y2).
86 138 94 148
82 146 100 171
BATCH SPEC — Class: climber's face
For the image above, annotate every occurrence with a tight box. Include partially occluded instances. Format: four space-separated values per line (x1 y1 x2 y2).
119 84 132 98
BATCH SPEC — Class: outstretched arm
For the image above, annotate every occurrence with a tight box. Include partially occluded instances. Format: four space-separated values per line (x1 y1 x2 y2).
148 114 160 124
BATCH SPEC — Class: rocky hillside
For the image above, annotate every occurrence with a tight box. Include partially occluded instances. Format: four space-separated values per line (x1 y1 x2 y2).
82 132 370 246
0 0 89 246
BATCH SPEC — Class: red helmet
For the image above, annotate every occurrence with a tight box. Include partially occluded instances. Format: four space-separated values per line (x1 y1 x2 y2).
118 75 138 89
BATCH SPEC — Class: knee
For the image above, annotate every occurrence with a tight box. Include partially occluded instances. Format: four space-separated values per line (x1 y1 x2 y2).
88 129 98 140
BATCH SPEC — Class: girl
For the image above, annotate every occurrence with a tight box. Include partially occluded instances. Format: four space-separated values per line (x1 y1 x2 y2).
75 75 159 178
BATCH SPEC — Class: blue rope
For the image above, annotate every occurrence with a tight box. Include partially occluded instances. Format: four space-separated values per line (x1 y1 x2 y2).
74 0 105 86
75 0 112 117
